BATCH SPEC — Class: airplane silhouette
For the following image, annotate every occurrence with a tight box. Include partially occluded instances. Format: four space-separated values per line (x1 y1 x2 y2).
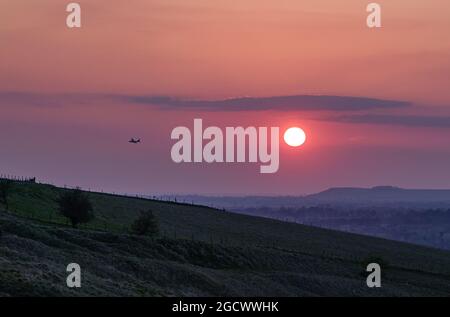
129 138 141 144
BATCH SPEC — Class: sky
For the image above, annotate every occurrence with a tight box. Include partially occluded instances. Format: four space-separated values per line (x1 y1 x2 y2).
1 0 450 195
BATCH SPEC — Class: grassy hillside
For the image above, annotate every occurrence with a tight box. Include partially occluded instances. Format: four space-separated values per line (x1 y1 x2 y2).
1 181 450 296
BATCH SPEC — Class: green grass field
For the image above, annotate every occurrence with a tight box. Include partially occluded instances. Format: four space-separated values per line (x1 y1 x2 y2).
1 180 450 296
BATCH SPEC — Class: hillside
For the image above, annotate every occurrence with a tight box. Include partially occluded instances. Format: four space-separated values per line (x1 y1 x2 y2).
1 181 450 296
306 186 450 204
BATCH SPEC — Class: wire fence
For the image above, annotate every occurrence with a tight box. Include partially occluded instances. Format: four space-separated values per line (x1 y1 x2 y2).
0 174 256 248
0 174 36 183
0 173 215 207
0 174 264 248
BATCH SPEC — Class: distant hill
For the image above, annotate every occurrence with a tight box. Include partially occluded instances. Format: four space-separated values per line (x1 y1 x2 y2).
176 186 450 210
1 181 450 296
176 187 450 251
306 186 450 204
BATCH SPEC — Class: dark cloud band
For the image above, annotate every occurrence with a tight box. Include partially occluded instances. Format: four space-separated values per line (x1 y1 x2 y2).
128 95 410 112
0 92 410 112
324 114 450 128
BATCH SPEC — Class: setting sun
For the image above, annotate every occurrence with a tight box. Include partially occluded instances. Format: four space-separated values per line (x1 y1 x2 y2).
284 127 306 147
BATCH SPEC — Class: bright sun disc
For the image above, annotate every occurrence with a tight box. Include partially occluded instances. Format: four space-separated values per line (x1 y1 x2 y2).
284 127 306 147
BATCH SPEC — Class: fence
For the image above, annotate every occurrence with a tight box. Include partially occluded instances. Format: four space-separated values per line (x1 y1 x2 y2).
1 173 248 248
0 173 220 209
1 172 224 209
0 174 36 183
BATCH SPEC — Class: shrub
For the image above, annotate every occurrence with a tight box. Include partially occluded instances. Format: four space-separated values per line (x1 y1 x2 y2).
131 210 159 237
57 188 94 228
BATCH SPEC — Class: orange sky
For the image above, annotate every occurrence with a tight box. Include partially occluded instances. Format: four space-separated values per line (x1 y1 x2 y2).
2 0 450 103
1 1 450 194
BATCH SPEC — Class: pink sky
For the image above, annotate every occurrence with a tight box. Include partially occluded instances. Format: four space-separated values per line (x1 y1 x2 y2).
1 0 450 195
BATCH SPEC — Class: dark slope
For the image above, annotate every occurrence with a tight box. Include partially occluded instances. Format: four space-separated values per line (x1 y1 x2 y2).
1 182 450 296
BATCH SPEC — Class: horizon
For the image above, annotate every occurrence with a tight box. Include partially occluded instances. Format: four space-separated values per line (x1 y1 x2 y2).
1 0 450 195
4 173 450 198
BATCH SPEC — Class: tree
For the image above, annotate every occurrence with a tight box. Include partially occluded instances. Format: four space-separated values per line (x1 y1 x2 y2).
0 180 13 210
58 188 94 228
131 209 159 237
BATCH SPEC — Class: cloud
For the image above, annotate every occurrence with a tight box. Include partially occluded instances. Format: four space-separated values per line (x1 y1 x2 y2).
128 95 411 112
0 92 411 112
0 92 111 107
325 114 450 128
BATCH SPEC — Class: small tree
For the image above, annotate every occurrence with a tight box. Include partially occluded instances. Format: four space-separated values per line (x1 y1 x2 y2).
58 188 94 228
131 209 159 237
0 180 13 210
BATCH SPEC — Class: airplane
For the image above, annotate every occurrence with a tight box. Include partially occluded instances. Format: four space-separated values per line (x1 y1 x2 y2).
129 138 141 144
